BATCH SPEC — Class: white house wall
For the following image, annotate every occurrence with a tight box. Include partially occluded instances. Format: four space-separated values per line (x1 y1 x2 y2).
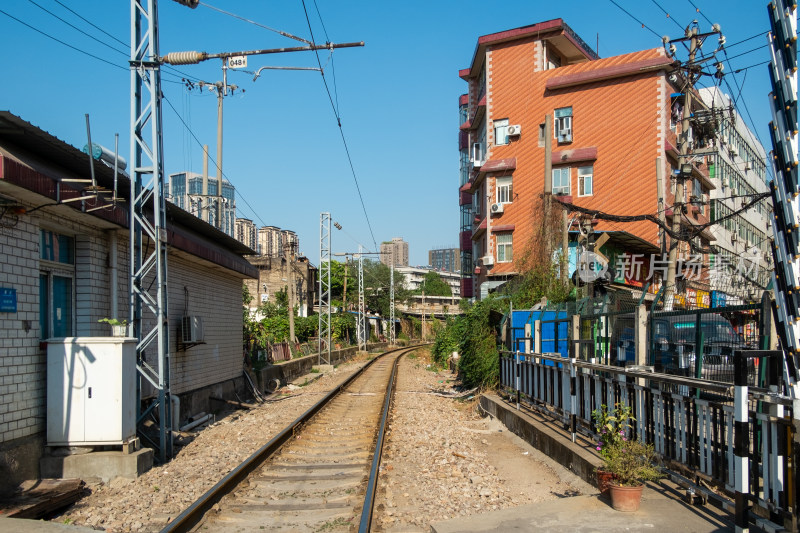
0 203 247 461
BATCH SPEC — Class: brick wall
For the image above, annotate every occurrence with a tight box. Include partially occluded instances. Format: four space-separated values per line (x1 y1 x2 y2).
0 203 250 486
0 215 42 447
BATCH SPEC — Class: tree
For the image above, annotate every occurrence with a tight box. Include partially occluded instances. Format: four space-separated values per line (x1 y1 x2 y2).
361 259 410 317
416 271 452 297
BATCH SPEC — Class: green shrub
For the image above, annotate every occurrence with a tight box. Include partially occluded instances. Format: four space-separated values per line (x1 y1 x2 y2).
431 298 505 389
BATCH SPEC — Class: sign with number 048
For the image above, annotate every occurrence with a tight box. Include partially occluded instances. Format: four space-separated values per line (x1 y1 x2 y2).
227 56 247 69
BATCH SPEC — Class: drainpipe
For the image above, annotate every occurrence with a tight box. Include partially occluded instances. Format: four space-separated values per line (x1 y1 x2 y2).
109 230 118 322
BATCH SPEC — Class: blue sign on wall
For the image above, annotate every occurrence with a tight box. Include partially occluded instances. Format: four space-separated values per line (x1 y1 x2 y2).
0 288 17 313
710 290 727 308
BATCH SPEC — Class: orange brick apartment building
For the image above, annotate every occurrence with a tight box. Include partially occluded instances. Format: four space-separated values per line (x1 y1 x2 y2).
458 19 717 299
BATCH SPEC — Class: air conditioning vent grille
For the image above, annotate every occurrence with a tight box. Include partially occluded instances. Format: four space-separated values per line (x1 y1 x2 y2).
181 316 205 345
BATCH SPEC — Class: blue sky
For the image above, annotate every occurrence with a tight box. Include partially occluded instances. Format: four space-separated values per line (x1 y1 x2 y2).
0 1 775 265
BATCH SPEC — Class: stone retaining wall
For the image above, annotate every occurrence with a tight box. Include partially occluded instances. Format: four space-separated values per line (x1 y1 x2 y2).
255 343 389 390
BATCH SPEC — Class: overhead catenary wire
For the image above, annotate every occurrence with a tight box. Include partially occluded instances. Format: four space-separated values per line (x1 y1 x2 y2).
311 0 340 116
198 2 311 44
299 0 377 253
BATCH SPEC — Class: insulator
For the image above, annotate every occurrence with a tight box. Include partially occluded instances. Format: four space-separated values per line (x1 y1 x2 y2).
162 51 205 65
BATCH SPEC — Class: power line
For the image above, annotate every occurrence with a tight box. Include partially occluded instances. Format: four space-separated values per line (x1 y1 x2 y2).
52 0 127 48
725 30 770 49
685 0 713 26
299 0 377 253
607 0 662 39
650 0 684 31
3 4 197 84
27 0 128 56
723 43 770 62
0 7 127 72
733 60 770 73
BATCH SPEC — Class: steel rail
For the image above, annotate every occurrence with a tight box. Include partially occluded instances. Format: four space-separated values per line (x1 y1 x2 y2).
160 345 417 533
358 345 404 533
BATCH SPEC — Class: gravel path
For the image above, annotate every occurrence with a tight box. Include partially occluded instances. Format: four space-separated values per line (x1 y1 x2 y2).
52 352 377 532
374 348 590 532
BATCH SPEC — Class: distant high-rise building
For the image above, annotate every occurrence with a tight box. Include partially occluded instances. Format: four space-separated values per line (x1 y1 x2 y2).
429 247 459 273
235 218 257 252
258 226 283 257
168 171 236 236
380 237 409 267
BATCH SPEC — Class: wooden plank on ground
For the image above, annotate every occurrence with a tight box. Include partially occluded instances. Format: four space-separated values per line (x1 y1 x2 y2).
0 478 85 519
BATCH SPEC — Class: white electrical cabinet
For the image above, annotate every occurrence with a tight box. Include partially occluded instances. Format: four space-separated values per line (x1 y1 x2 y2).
47 337 136 446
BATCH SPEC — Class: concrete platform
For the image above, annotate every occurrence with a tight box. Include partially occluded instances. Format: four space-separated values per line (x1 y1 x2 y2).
430 482 734 532
0 517 96 532
40 448 153 483
447 394 759 532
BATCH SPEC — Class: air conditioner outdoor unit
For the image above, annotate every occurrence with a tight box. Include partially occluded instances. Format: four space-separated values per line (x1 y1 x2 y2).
557 130 572 143
482 255 495 267
744 162 751 171
507 124 522 136
730 233 738 244
181 316 205 344
490 202 504 215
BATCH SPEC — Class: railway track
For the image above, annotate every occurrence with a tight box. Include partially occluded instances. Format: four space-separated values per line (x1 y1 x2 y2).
162 346 419 533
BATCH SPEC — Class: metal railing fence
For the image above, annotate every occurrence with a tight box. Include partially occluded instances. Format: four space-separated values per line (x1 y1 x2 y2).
498 350 795 529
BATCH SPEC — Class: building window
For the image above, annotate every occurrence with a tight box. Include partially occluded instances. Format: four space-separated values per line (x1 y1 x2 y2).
494 118 509 146
554 107 573 143
552 167 571 196
578 166 593 196
40 229 75 339
497 233 513 263
496 176 513 204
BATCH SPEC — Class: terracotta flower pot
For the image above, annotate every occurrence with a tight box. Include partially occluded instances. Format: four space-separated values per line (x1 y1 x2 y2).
596 469 615 499
609 483 644 512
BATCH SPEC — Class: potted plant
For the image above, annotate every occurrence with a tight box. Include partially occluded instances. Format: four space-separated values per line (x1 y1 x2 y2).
99 318 128 337
603 438 662 512
591 403 635 498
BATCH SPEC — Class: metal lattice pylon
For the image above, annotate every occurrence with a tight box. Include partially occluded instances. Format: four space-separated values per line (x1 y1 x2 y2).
390 264 395 345
130 0 172 462
357 245 366 350
318 213 331 364
767 0 800 396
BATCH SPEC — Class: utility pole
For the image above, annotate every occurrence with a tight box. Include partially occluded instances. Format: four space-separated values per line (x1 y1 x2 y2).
343 258 348 310
543 114 554 265
285 241 296 345
390 264 395 345
422 290 426 340
202 144 209 223
182 78 240 232
664 36 693 311
358 245 366 351
663 24 702 310
318 213 331 364
661 23 725 310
